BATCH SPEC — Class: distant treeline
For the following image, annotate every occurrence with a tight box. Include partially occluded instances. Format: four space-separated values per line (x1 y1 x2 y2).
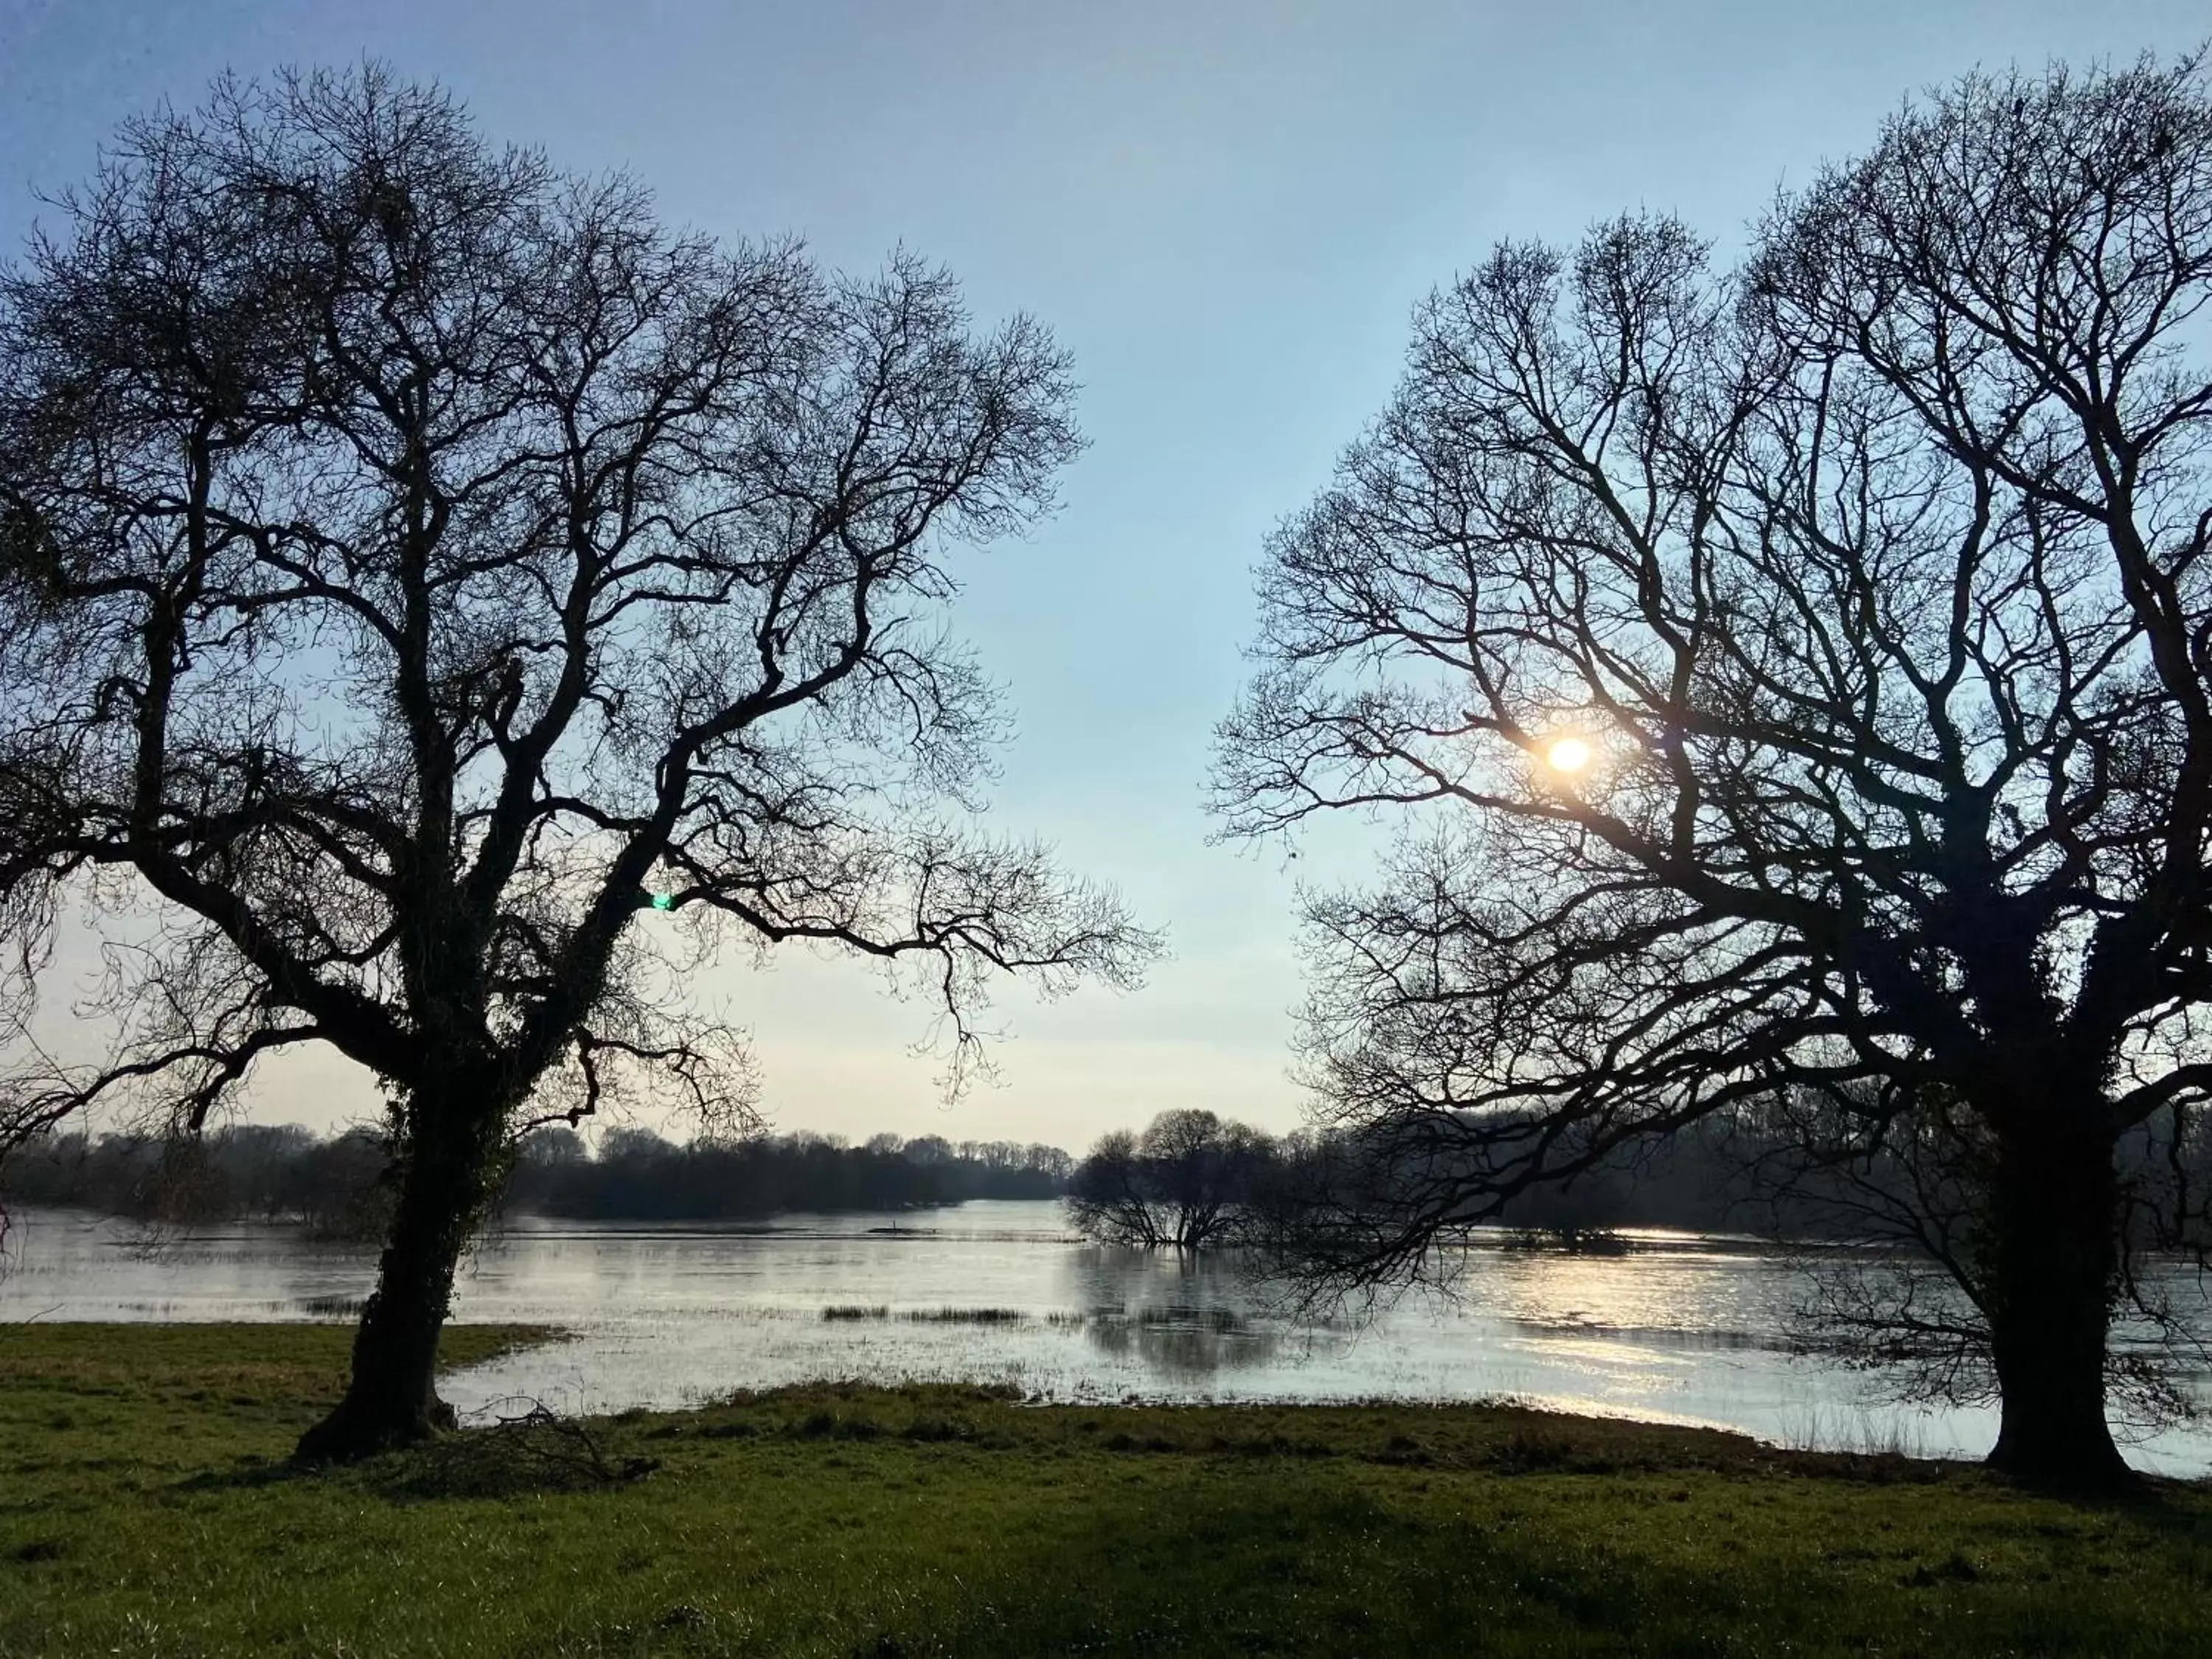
1380 1112 2212 1245
24 1110 2193 1248
1065 1107 2212 1253
1 1125 394 1237
1063 1108 1815 1252
511 1127 1074 1219
0 1124 1077 1234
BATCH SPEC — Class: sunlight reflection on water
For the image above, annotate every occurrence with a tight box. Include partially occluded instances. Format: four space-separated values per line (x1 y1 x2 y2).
4 1199 2207 1476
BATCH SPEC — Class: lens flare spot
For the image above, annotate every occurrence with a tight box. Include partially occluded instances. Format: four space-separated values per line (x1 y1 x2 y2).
1545 737 1593 774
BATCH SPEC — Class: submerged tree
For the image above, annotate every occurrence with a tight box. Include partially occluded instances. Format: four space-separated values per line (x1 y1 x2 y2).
0 67 1154 1459
1064 1109 1274 1249
1217 53 2212 1489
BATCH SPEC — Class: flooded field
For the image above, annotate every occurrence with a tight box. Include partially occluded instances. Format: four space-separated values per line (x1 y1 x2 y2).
5 1198 2208 1476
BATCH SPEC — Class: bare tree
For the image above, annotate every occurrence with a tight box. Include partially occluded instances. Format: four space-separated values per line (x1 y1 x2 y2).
1065 1110 1273 1250
1215 52 2212 1489
1065 1127 1167 1247
0 66 1155 1459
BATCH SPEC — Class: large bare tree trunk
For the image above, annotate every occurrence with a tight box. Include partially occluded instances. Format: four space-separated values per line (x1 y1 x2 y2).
294 1085 506 1462
1982 1117 2135 1492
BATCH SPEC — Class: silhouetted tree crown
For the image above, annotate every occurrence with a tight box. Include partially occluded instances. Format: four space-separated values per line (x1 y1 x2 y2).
0 65 1154 1457
1216 52 2212 1491
1065 1109 1276 1249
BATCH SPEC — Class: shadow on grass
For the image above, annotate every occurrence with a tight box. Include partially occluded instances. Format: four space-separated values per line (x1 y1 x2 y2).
173 1458 316 1493
844 1481 1679 1658
115 1380 2212 1658
173 1409 660 1503
847 1466 2209 1659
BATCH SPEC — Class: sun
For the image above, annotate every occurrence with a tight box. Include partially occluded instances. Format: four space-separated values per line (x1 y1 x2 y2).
1545 736 1593 774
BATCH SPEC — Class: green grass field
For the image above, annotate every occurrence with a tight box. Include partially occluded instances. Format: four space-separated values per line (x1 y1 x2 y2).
1 1323 2208 1656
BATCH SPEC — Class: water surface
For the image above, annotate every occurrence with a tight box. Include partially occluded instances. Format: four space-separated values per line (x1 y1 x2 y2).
5 1199 2207 1477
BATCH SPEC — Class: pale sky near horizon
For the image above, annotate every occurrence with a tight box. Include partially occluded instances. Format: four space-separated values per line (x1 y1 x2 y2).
2 0 2205 1152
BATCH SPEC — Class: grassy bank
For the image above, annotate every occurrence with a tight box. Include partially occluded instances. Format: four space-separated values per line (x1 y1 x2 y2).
1 1325 2208 1656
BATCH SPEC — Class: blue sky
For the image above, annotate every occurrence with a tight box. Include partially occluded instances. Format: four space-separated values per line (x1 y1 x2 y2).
3 0 2205 1150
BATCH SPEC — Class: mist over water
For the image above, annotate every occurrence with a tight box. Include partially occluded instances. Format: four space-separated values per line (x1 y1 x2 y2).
6 1198 2208 1477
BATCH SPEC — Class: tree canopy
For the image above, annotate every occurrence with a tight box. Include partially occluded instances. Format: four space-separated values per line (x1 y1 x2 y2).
1064 1108 1276 1250
0 65 1154 1455
1217 52 2212 1488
